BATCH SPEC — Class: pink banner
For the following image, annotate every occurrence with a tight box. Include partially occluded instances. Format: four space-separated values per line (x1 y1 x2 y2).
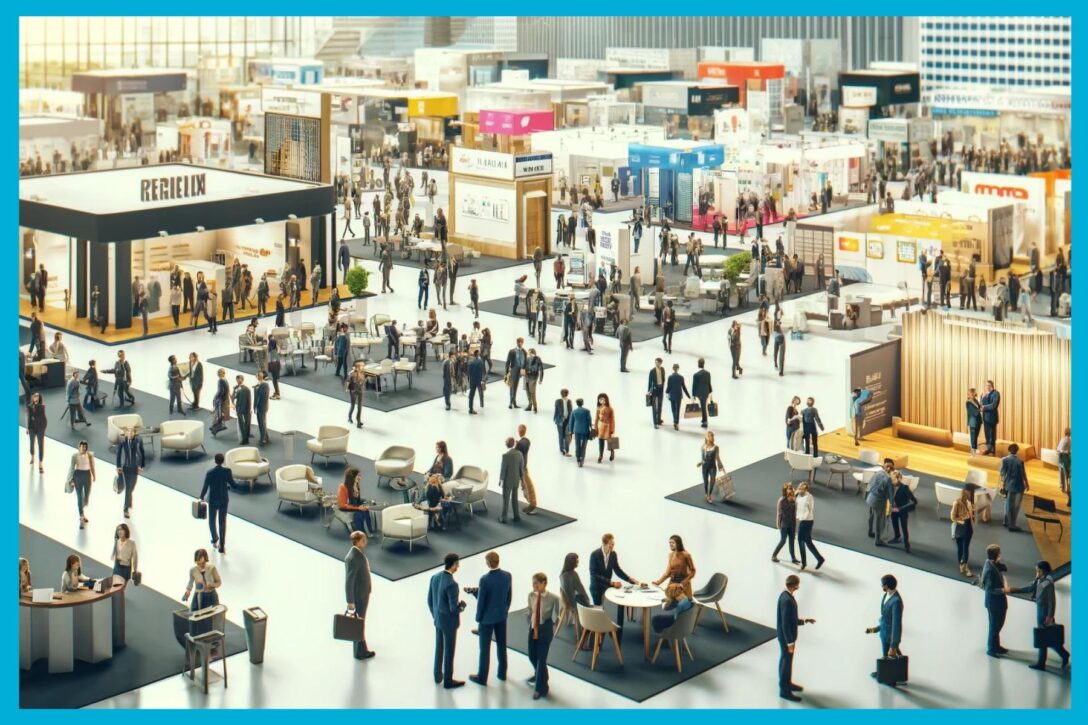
479 109 554 136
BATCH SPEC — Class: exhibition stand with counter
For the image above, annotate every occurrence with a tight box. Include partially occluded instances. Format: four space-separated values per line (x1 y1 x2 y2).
925 88 1071 149
638 80 740 140
627 141 725 225
19 115 103 173
19 164 335 341
531 125 667 205
867 117 935 177
71 69 189 147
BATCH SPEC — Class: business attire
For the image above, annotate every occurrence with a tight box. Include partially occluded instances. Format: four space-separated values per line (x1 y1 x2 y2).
1009 574 1070 668
334 334 350 380
1000 453 1028 530
570 405 592 465
553 397 572 455
185 564 221 611
800 405 824 456
965 398 982 454
795 492 824 569
345 545 373 658
427 570 462 686
211 377 230 434
691 369 712 428
889 483 917 552
498 447 525 523
253 380 270 445
777 590 807 697
115 436 145 515
772 496 798 562
981 559 1008 656
467 357 485 413
647 366 665 428
471 568 513 683
560 569 592 610
232 383 252 445
65 377 88 428
876 590 904 657
980 388 1001 455
26 400 46 463
526 590 561 697
661 307 675 353
200 463 235 552
187 361 204 409
665 372 691 428
865 471 893 545
589 547 633 633
617 323 633 372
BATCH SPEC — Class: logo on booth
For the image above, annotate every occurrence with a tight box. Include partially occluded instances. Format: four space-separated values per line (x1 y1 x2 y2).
973 183 1028 199
259 249 271 257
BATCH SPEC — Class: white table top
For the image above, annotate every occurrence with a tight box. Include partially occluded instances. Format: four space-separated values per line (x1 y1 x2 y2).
604 584 667 609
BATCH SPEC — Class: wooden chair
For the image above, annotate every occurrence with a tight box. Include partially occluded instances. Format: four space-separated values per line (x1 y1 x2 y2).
573 604 623 671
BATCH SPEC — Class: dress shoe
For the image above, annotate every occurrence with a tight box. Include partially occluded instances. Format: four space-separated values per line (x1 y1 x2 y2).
771 557 780 563
815 558 826 570
468 674 486 686
792 559 801 565
674 424 679 430
987 651 1003 658
789 684 804 692
444 680 465 689
434 673 442 684
497 673 506 681
471 628 479 635
996 646 1009 654
1029 663 1047 671
533 692 542 700
527 676 537 684
357 650 376 660
525 508 538 515
780 692 802 702
868 531 875 538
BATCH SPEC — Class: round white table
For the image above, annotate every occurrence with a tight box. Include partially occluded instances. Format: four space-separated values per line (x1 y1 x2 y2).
604 584 667 660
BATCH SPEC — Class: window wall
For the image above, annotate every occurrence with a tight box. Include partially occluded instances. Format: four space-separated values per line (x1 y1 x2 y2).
19 17 315 90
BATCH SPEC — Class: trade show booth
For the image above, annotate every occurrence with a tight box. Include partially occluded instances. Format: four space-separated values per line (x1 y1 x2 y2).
19 115 103 173
628 141 725 225
19 88 85 116
340 56 413 87
599 69 678 102
447 147 553 260
247 58 324 86
868 117 935 177
638 80 740 140
19 165 335 338
926 88 1072 149
72 69 189 146
472 108 555 153
531 125 667 205
837 69 921 117
155 118 233 164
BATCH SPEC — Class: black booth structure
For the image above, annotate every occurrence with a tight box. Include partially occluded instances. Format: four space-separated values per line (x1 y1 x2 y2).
19 164 335 339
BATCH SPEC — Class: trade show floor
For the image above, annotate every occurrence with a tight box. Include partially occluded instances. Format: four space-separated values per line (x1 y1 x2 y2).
345 238 532 275
552 197 644 214
505 605 776 703
717 198 872 235
19 525 248 709
665 452 1056 597
19 285 357 346
36 379 575 582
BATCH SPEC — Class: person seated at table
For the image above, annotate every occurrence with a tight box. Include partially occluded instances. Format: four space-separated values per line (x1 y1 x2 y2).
338 467 375 536
61 554 91 592
420 473 451 530
425 309 440 337
651 584 695 634
651 534 697 600
20 557 32 596
428 441 454 481
560 552 595 648
469 321 482 346
445 322 458 346
457 333 470 354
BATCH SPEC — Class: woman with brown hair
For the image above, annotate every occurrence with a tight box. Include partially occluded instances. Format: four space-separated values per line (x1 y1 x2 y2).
594 393 616 464
771 484 800 564
652 535 697 600
338 467 374 536
697 431 725 504
952 485 977 577
182 549 221 610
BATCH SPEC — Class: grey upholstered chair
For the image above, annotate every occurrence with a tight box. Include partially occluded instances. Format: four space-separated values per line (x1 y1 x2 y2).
692 572 730 633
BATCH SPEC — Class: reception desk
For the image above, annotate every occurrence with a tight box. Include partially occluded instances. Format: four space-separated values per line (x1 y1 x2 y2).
20 578 126 673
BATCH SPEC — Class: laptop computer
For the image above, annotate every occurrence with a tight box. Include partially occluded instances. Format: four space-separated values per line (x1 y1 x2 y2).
31 588 53 603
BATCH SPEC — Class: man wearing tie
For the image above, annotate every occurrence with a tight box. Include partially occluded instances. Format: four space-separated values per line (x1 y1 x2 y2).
777 574 814 701
345 531 375 659
589 533 639 634
187 353 204 410
665 363 691 431
1009 560 1070 671
232 375 252 446
199 452 235 555
466 551 512 686
865 575 904 682
428 553 465 688
553 389 573 456
253 372 270 446
999 444 1029 531
526 572 561 700
981 544 1010 657
647 358 666 429
980 380 1001 456
691 358 713 429
498 437 525 524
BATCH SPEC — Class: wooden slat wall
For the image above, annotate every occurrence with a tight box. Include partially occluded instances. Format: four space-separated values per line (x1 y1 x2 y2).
900 311 1071 452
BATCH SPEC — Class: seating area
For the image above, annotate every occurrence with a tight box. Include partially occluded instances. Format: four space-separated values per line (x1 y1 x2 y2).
306 426 350 467
159 420 206 459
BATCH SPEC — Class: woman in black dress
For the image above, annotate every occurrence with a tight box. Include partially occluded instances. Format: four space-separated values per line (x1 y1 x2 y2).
26 392 46 473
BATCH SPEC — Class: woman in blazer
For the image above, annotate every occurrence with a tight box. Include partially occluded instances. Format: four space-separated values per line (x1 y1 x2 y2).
697 431 725 504
758 309 772 356
65 441 96 529
952 486 977 577
794 482 825 570
26 392 46 473
338 467 375 536
594 393 616 464
182 549 221 610
421 474 450 530
61 554 89 592
111 523 138 582
428 441 453 481
965 388 982 456
771 483 799 564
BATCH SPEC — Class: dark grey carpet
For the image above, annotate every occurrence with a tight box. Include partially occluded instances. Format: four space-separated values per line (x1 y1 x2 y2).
665 453 1057 597
19 526 248 709
504 605 775 702
346 238 535 274
35 379 575 582
20 324 31 346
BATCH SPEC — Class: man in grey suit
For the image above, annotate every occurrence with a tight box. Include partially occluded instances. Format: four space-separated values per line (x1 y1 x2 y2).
999 444 1029 531
345 531 375 659
866 459 895 546
616 319 633 372
232 375 252 445
690 358 713 429
498 437 525 524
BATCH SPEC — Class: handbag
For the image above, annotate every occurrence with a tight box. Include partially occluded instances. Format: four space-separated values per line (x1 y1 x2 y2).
683 401 702 419
707 398 719 417
951 520 965 539
113 472 125 494
645 392 654 407
876 655 909 685
334 611 367 642
607 436 620 451
192 500 208 520
503 372 512 387
1033 624 1065 649
713 472 736 501
132 571 142 586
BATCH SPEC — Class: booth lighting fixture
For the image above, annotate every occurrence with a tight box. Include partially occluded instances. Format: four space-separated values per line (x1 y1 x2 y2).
287 214 297 220
195 226 206 233
254 218 265 224
158 230 168 237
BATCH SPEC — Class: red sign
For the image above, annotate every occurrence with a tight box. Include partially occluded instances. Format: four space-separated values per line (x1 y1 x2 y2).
973 183 1029 199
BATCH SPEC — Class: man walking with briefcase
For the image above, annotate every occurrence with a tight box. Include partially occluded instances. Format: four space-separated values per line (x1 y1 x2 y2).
199 452 234 554
342 532 375 660
1009 560 1070 671
867 574 906 685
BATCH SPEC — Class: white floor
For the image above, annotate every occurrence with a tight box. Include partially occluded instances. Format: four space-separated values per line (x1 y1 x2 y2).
21 242 1072 709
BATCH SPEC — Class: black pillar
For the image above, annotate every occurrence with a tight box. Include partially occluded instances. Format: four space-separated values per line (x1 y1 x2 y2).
311 215 327 289
89 243 109 328
75 239 88 319
113 240 132 330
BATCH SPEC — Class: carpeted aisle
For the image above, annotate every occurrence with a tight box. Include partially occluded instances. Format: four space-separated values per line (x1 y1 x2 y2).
19 526 248 709
35 379 575 582
504 605 776 702
665 453 1055 596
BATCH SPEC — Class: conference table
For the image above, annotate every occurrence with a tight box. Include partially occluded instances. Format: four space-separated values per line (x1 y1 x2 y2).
20 577 127 673
604 584 668 660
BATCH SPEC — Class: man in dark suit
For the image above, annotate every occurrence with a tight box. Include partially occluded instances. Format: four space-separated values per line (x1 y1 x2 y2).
65 371 90 428
467 551 512 685
107 350 135 407
187 353 204 410
647 358 666 429
616 319 633 372
570 398 592 466
777 574 814 701
253 372 270 446
665 363 691 430
232 375 252 445
345 531 375 659
585 223 596 254
691 358 712 428
553 389 573 456
980 380 1001 455
888 473 917 553
981 544 1010 657
504 338 527 409
1009 560 1070 670
999 444 1029 531
661 301 676 353
115 427 145 518
385 321 402 361
199 452 235 554
441 351 455 412
589 533 639 634
467 350 486 414
428 553 465 688
865 574 904 681
80 361 100 410
498 437 524 524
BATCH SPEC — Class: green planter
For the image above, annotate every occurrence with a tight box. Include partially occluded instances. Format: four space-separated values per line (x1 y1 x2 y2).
345 266 370 297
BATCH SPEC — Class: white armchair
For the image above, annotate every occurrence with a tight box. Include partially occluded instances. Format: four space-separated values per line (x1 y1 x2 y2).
934 482 962 519
159 420 206 459
306 426 350 467
107 414 144 447
380 504 429 552
275 464 320 514
370 313 391 337
376 446 416 490
784 449 823 484
446 465 490 517
224 447 272 489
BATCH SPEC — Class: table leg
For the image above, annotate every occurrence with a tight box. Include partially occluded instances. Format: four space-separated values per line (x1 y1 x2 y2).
642 608 651 660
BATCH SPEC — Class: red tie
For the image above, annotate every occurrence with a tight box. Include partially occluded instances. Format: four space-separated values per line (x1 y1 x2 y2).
533 594 541 640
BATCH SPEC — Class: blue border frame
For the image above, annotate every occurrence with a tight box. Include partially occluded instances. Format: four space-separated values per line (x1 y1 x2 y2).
7 6 1079 719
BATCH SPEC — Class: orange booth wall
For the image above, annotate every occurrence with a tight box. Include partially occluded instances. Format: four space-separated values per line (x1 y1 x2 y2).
697 62 786 104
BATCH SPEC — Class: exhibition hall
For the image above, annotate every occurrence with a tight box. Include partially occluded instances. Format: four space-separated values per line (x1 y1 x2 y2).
17 15 1072 711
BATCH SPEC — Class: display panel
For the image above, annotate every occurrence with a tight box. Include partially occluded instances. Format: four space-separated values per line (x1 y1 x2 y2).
264 112 322 182
455 181 516 244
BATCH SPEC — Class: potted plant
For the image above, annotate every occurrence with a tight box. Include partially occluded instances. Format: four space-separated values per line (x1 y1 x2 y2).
345 265 370 297
721 251 752 307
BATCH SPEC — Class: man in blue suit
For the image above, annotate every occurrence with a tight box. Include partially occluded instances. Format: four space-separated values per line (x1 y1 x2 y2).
980 380 1001 455
467 551 512 686
115 427 145 519
1009 560 1070 671
981 544 1010 657
866 574 904 681
999 444 1029 531
200 452 235 554
467 350 486 414
777 574 814 702
665 363 691 430
569 398 593 467
428 553 465 689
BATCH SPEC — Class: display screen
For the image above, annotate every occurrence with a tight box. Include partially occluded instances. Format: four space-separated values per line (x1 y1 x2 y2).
265 112 322 182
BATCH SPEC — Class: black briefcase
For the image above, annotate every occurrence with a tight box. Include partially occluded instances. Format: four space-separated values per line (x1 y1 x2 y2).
876 655 908 685
707 400 719 417
333 612 366 641
192 500 208 520
1034 624 1065 649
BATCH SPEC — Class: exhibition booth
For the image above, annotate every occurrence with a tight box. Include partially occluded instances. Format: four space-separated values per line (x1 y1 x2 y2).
19 88 85 116
19 115 103 172
340 56 413 87
628 141 725 225
926 88 1072 149
218 84 263 145
471 108 555 153
600 69 678 102
637 80 740 140
413 47 505 95
19 165 335 338
531 125 667 204
447 147 554 260
247 58 324 86
71 69 189 146
604 47 698 80
868 117 935 175
155 118 233 165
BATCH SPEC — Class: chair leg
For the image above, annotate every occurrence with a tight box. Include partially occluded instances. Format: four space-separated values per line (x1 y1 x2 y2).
222 648 228 689
693 606 704 626
310 452 315 465
673 641 682 673
610 630 623 666
572 629 587 662
590 633 601 671
683 638 694 660
717 603 729 633
651 638 664 664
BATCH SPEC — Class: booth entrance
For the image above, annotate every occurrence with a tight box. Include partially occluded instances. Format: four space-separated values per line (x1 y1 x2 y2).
19 165 336 344
628 142 725 225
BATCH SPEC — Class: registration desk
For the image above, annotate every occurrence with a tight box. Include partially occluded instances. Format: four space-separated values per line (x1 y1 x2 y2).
25 358 65 389
20 577 127 673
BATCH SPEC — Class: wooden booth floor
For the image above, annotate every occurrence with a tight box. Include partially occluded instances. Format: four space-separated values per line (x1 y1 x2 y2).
819 427 1070 565
20 285 352 346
